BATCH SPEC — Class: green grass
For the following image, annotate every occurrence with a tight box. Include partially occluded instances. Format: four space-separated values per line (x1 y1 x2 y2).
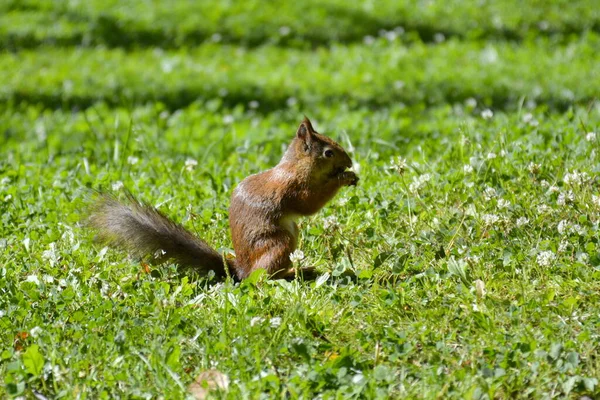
1 1 600 399
3 36 599 111
2 0 599 49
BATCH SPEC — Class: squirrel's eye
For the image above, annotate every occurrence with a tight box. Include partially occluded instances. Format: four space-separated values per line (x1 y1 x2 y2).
324 149 334 158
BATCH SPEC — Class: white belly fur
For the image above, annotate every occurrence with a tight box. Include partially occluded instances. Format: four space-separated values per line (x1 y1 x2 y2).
279 214 299 238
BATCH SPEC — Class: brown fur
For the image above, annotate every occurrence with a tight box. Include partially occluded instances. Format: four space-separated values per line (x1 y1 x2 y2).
229 117 357 279
88 192 233 278
88 117 357 280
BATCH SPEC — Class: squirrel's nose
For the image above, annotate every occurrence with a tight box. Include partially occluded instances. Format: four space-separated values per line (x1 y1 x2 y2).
344 155 353 169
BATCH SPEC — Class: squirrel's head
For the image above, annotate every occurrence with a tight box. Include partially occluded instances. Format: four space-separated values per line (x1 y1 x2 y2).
286 117 357 184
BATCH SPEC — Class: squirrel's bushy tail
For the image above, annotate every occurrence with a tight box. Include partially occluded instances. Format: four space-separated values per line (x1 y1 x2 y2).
88 193 230 278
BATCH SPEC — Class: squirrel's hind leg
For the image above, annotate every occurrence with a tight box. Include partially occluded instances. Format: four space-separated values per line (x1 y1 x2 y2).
272 266 318 281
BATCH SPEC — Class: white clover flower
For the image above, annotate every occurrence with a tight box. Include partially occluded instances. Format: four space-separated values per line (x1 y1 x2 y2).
391 156 408 174
434 33 446 43
127 156 139 165
474 279 486 298
481 109 494 120
557 191 574 206
516 217 529 227
497 198 510 210
483 186 497 200
289 249 305 263
499 149 506 157
539 21 550 30
337 196 349 207
577 253 589 264
536 250 556 267
42 242 58 267
563 170 589 186
111 181 124 191
463 164 474 174
408 173 431 193
482 214 500 225
384 30 398 41
30 326 43 338
540 180 549 187
323 215 339 230
528 162 541 174
572 224 586 236
26 275 40 285
51 365 63 382
523 113 539 126
465 98 477 108
586 132 596 142
557 220 570 235
592 195 600 208
100 282 110 298
487 152 497 160
546 185 560 194
279 26 291 36
558 241 569 253
420 173 432 182
537 204 551 214
250 317 265 327
480 46 498 64
465 254 481 264
269 317 282 328
184 158 198 171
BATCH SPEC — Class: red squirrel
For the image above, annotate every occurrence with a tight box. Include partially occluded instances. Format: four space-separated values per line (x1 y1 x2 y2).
89 117 358 280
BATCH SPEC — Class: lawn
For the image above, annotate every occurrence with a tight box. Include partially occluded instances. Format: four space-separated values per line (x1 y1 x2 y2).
1 1 600 398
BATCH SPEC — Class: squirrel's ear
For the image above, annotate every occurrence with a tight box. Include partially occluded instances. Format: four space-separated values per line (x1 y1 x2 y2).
296 118 314 150
301 116 316 133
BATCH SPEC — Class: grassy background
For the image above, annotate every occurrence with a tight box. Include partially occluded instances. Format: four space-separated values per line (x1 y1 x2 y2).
1 1 600 398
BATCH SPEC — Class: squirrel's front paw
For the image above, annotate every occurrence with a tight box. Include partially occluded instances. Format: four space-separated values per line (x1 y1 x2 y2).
339 171 359 186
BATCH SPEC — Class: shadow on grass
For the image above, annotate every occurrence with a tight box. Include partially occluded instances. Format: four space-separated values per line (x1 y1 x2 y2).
3 85 582 114
2 4 598 51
